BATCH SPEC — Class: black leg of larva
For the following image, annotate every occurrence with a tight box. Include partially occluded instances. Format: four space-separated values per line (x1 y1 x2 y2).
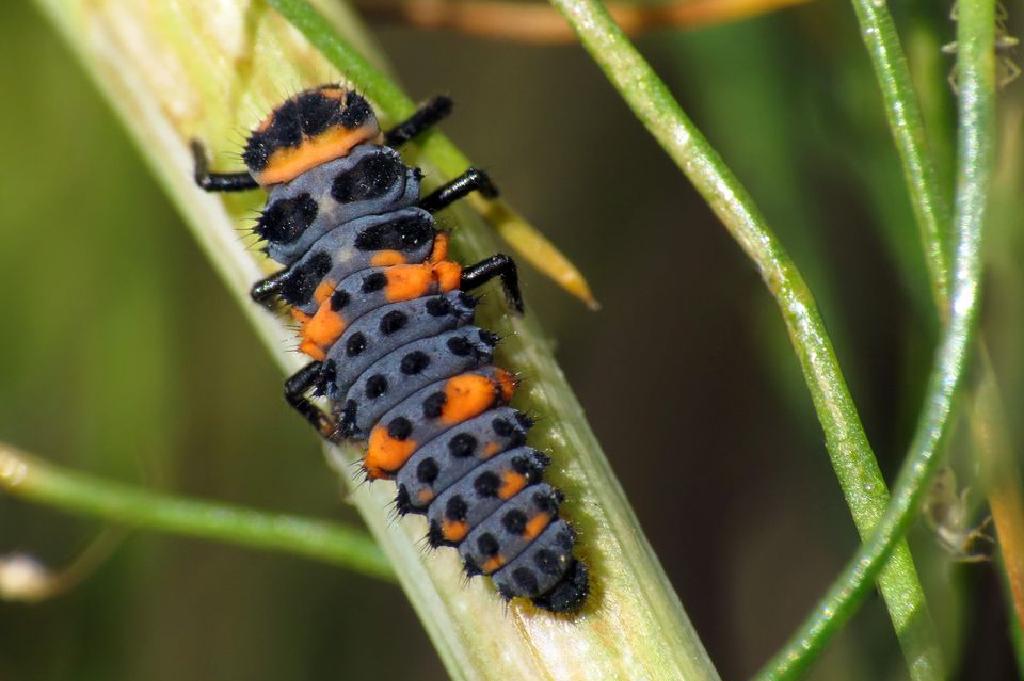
250 270 290 308
419 168 499 213
461 254 524 313
285 362 340 441
190 139 260 192
384 96 453 148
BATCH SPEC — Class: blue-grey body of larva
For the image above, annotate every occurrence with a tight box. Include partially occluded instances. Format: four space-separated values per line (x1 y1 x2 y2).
198 85 589 613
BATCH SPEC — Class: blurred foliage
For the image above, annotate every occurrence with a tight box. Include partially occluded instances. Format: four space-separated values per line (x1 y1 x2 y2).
1 0 1022 679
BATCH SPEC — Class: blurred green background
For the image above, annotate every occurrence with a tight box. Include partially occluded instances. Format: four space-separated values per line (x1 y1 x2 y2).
1 0 1021 679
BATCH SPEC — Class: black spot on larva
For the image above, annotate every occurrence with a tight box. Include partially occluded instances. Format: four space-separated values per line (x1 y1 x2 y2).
534 549 561 576
474 471 500 498
533 489 559 514
242 131 272 171
510 455 530 474
400 351 431 375
514 412 534 429
458 292 478 309
512 566 539 594
557 528 574 551
255 193 318 243
361 272 387 293
416 457 438 484
497 582 515 601
296 91 343 136
346 332 367 357
446 336 472 356
427 521 444 547
281 252 332 306
387 417 413 440
339 91 372 128
330 289 350 311
331 152 402 203
422 391 447 419
448 433 477 458
502 510 528 535
463 557 483 578
242 96 310 171
492 418 514 437
365 374 388 399
354 214 433 251
395 485 414 516
426 296 451 317
379 310 408 335
445 495 468 521
479 329 500 346
477 533 500 556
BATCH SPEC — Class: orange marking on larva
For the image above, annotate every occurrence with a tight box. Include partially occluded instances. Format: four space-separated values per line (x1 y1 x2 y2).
256 125 380 185
441 374 499 425
481 555 506 574
524 513 551 540
430 232 449 263
290 308 312 324
385 264 434 302
498 470 527 500
433 261 463 292
371 250 407 266
313 279 336 305
483 441 502 458
442 519 468 542
495 369 517 402
299 339 326 361
417 488 435 505
364 426 418 480
301 305 346 352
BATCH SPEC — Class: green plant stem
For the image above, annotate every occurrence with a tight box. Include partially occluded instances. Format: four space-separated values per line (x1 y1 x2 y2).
756 0 995 677
869 0 1024 650
33 1 720 678
0 443 393 580
849 0 952 313
547 0 940 676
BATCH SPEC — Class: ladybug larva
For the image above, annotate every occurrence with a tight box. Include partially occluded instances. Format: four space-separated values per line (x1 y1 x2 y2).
191 85 589 613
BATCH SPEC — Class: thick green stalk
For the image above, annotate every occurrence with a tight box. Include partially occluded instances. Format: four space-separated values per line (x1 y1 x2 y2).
32 0 718 678
849 0 952 312
0 444 392 580
755 0 995 677
547 0 940 675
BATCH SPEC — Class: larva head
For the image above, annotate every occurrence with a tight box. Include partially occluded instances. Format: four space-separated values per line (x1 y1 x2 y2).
242 85 383 186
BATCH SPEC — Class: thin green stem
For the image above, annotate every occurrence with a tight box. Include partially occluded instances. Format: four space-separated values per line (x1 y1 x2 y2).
267 0 598 307
756 0 995 676
547 0 940 676
849 0 953 313
868 0 1024 653
0 443 394 580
